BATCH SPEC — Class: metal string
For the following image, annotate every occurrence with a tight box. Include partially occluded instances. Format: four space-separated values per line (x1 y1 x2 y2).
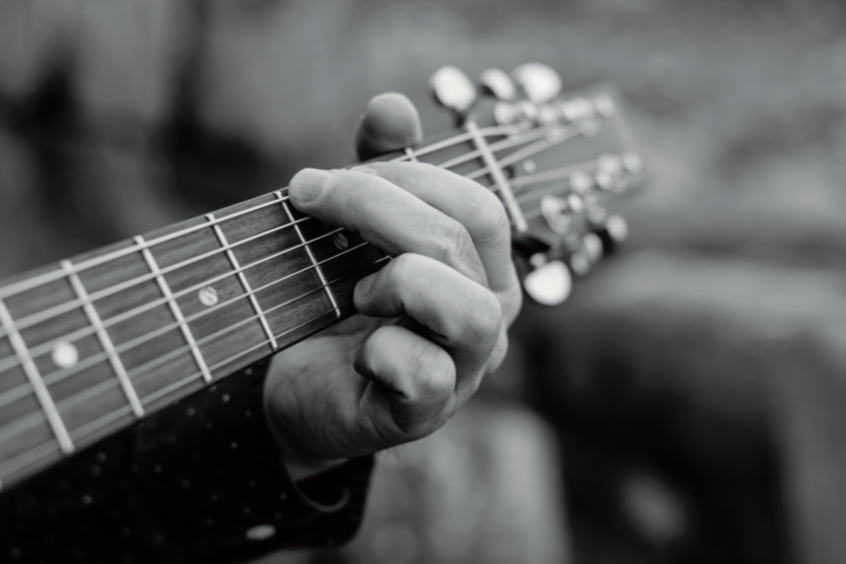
0 238 373 411
0 292 365 480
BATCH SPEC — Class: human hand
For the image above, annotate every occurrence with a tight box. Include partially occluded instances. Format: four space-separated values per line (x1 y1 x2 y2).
263 93 522 477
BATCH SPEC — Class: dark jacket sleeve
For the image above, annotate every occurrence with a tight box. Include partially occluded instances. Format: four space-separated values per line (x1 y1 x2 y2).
0 361 374 563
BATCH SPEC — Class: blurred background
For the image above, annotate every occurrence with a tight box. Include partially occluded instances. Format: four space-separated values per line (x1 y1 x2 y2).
1 0 845 563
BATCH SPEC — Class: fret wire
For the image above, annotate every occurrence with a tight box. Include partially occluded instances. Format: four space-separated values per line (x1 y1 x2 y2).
465 120 528 233
0 226 353 397
207 212 278 350
0 196 291 301
61 260 145 418
55 264 360 419
21 223 345 371
9 216 312 335
0 124 518 302
276 191 341 319
0 240 374 413
1 264 380 468
135 235 212 384
142 296 354 407
435 122 545 170
0 299 74 454
465 125 582 181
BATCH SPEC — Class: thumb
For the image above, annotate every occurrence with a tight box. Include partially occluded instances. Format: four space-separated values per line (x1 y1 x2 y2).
355 92 423 160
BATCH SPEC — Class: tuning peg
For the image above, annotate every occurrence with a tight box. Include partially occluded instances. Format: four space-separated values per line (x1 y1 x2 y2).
512 63 562 103
480 68 516 100
494 102 522 125
595 214 629 253
569 232 604 277
582 232 604 264
622 152 643 175
430 66 477 116
593 93 617 117
569 171 594 195
523 253 572 306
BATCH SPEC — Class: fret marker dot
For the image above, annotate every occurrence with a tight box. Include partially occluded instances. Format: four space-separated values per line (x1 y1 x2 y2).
199 286 218 307
333 232 349 250
52 341 79 369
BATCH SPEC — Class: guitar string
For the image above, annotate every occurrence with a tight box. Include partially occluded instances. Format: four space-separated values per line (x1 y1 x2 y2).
0 119 568 372
0 119 608 458
0 237 374 411
0 221 354 378
0 255 386 449
0 213 311 339
0 123 527 305
0 294 362 480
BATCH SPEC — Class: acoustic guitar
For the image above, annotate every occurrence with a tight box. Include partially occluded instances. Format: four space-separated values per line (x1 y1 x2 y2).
0 63 644 495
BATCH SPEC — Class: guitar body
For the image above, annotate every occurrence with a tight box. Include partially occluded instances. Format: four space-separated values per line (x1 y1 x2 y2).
0 362 267 560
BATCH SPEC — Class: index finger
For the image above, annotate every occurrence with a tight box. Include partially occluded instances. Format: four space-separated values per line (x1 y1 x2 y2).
354 161 518 295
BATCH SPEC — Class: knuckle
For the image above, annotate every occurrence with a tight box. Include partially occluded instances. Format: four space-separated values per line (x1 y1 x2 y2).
407 340 455 399
431 216 480 275
472 190 511 245
433 216 464 257
387 253 422 289
464 289 503 344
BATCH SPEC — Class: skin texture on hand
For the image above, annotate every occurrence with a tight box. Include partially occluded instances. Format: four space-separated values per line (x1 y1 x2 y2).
263 93 522 476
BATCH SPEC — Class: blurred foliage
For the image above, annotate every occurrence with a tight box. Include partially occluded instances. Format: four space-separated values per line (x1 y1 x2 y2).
1 0 846 563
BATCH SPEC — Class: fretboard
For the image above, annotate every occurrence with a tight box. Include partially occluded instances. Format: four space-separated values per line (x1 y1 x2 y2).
0 121 536 490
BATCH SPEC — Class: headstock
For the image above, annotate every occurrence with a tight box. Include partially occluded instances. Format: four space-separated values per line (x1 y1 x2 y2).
428 63 644 305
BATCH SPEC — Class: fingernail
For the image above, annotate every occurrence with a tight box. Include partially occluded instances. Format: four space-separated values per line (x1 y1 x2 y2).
290 168 330 204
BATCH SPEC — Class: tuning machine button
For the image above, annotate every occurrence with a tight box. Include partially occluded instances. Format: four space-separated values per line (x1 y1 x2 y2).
523 253 572 306
597 153 623 175
540 196 570 234
622 152 643 175
569 171 594 195
430 66 477 117
591 213 629 253
480 68 516 100
512 63 562 103
494 102 522 125
569 232 604 277
560 96 593 122
582 232 604 263
593 93 617 117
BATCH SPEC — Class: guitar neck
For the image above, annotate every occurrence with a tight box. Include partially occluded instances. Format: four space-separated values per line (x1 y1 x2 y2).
0 83 643 491
0 122 530 489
